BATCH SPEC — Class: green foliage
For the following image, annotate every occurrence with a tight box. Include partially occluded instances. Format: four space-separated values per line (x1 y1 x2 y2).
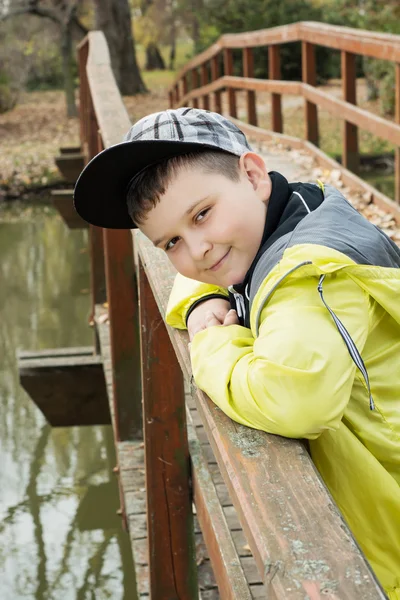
195 0 338 82
318 0 400 115
24 36 66 91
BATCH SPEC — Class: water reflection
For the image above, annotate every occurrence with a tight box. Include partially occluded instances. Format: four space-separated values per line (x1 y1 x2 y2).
0 209 137 599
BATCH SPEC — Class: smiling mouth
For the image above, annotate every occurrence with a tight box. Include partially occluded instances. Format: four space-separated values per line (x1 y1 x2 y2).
208 248 231 271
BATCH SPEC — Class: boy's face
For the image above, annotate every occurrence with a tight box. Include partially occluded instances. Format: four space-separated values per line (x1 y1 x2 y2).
139 152 270 288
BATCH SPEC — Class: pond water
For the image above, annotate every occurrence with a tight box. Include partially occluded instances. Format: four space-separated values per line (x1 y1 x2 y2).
0 206 137 599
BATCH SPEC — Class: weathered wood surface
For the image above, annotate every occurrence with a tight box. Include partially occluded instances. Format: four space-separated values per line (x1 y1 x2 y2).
172 22 400 88
138 260 198 598
103 228 142 441
135 230 386 599
187 407 254 599
96 303 266 598
85 31 131 148
18 349 110 427
54 152 85 184
52 190 89 230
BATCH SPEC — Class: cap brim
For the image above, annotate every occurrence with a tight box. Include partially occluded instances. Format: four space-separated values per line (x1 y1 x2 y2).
74 139 224 229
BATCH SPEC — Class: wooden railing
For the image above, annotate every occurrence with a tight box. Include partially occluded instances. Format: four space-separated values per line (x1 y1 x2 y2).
78 30 387 598
169 21 400 212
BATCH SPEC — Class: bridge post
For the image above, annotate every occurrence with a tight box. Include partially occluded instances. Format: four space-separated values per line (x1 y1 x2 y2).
242 47 257 126
268 45 283 133
211 54 222 114
302 41 319 146
138 258 198 599
341 51 359 173
396 63 400 204
191 68 199 108
182 73 189 102
78 40 106 353
224 48 237 118
201 62 210 110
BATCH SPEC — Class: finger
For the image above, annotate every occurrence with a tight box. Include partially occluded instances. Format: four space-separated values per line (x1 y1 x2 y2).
205 310 222 327
223 309 239 326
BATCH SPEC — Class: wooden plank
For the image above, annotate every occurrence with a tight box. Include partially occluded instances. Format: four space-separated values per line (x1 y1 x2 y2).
192 68 200 108
211 55 222 114
201 63 210 110
223 49 237 118
242 48 257 126
268 46 283 133
54 153 85 183
179 76 301 107
52 189 89 230
89 225 106 354
103 228 142 441
138 259 198 599
135 230 386 599
341 51 359 173
303 83 400 147
187 410 253 599
18 352 111 427
86 31 131 148
302 41 319 146
19 346 94 359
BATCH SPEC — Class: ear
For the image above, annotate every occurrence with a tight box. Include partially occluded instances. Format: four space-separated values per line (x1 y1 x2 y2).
239 152 271 202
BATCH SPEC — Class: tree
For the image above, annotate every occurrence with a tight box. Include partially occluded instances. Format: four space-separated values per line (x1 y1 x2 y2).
0 0 87 117
93 0 147 94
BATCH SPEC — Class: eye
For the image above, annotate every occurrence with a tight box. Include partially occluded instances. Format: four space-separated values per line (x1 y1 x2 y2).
195 208 210 223
165 236 180 251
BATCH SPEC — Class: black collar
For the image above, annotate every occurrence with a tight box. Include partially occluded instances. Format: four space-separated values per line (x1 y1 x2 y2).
231 171 291 295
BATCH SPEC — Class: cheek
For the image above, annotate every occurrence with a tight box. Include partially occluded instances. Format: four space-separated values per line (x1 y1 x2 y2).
167 249 197 278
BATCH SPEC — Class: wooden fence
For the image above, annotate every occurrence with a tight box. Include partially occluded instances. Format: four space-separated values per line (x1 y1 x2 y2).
77 29 387 598
169 21 400 214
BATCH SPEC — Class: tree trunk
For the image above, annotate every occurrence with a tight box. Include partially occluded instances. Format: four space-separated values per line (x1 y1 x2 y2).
191 0 201 52
146 43 166 70
94 0 147 95
169 16 176 70
61 22 77 117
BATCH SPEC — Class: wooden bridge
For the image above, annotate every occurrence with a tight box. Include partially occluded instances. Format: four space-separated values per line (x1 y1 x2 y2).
19 21 400 599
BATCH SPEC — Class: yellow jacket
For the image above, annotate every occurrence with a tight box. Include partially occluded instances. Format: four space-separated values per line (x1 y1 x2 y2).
166 187 400 597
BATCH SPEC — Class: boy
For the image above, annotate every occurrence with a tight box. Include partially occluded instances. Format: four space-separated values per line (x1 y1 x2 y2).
74 107 400 597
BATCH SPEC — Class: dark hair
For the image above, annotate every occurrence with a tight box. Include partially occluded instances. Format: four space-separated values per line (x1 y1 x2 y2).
126 150 240 225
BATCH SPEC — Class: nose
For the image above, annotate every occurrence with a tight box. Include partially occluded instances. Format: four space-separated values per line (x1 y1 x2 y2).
187 233 212 262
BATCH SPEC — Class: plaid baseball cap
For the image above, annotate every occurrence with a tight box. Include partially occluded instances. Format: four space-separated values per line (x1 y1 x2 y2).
74 107 252 229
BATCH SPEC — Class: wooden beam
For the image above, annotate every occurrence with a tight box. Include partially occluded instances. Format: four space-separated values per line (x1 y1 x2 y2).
138 259 198 599
268 45 283 133
103 228 142 441
302 41 319 146
341 51 359 173
201 62 210 110
211 55 222 114
192 68 199 108
18 349 110 427
242 48 257 126
224 48 237 118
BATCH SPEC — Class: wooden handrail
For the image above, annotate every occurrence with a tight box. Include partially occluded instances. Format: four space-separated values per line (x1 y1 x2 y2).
177 76 400 147
172 21 400 88
169 20 400 205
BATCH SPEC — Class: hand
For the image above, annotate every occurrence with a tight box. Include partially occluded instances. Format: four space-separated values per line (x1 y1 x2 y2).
187 297 232 341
